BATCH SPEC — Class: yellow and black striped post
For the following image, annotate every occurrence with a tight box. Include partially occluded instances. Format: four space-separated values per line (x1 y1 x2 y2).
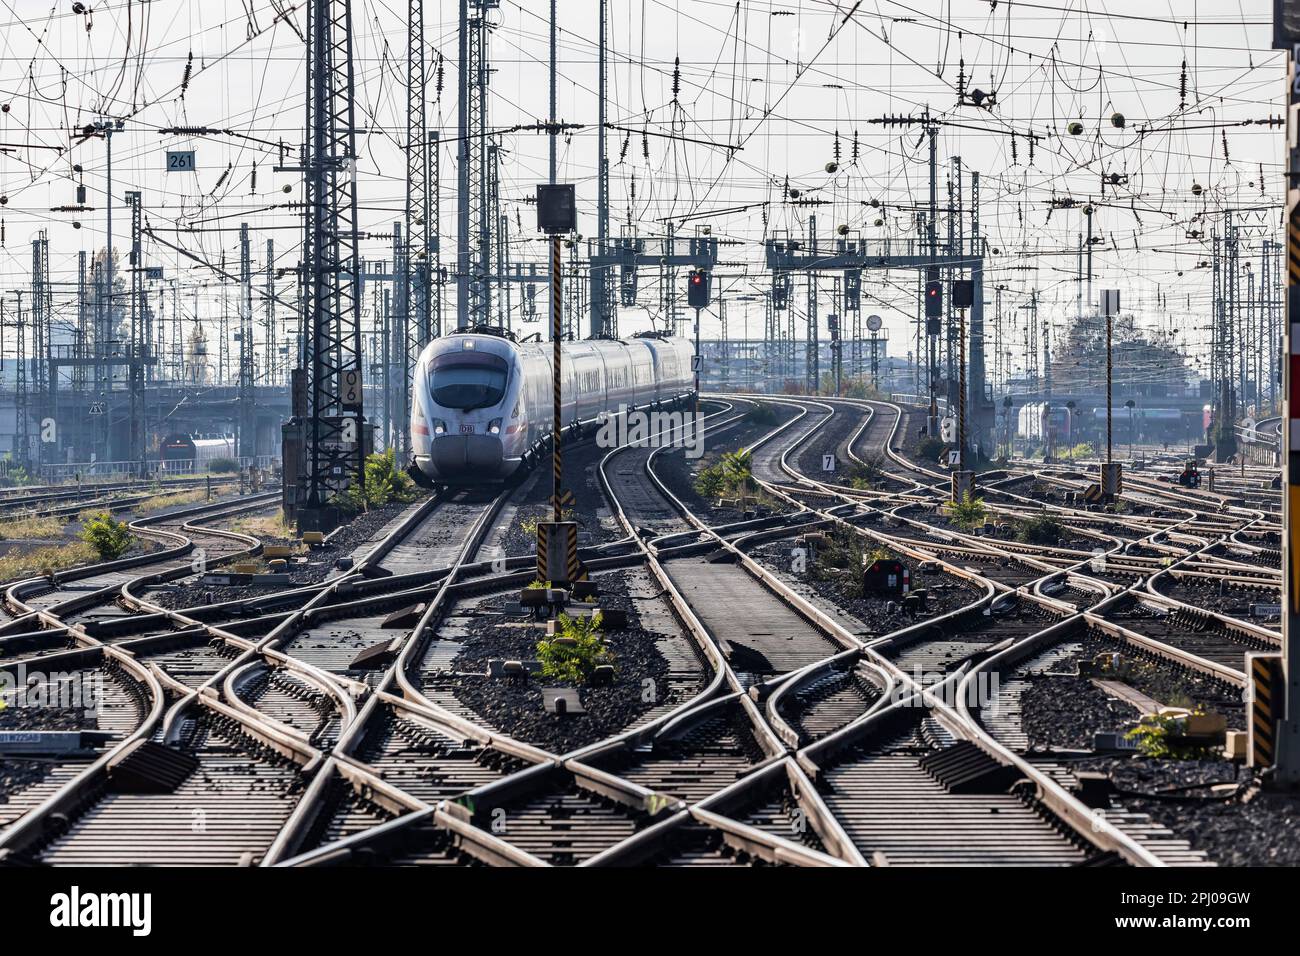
552 235 563 524
537 520 583 586
536 523 548 583
1249 652 1284 769
566 522 586 583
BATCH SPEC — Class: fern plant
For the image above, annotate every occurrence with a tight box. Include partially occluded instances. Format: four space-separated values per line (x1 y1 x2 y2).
536 612 612 683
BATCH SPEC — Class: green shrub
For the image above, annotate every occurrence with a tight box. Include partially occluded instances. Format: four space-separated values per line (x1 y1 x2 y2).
80 512 133 560
694 464 726 499
339 449 419 513
810 531 890 581
744 403 779 426
536 612 612 683
695 448 755 500
1124 711 1216 760
520 507 574 537
916 436 947 463
943 492 987 529
0 460 34 487
847 453 887 489
1014 513 1063 544
208 457 240 474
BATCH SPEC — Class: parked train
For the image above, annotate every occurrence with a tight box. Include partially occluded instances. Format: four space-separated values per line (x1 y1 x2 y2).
409 331 696 485
159 433 237 468
1016 401 1072 446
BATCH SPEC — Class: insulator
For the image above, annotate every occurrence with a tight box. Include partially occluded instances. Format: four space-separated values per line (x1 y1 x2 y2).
1221 129 1229 163
1179 59 1187 109
1010 131 1018 165
672 56 681 101
181 51 193 95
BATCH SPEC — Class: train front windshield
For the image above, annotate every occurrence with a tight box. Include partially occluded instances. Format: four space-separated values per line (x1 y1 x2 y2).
429 352 509 410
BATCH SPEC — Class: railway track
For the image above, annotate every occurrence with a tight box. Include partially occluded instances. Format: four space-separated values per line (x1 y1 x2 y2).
0 397 1285 868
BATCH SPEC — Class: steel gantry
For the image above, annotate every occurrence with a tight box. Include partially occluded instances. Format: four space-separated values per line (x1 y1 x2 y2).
295 0 366 528
125 191 147 471
763 232 993 451
239 223 255 458
456 0 499 330
405 0 440 453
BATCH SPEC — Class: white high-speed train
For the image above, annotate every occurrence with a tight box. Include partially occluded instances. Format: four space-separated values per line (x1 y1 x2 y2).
409 330 695 485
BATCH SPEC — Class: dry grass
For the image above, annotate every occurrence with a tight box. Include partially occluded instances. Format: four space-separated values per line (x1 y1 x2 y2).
232 513 296 541
0 514 67 541
0 541 97 581
133 488 207 516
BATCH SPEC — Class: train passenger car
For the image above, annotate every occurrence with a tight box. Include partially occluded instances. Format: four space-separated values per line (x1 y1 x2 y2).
159 433 237 469
1016 401 1071 446
409 331 695 485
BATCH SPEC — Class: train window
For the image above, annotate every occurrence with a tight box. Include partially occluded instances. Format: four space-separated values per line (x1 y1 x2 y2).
429 352 509 410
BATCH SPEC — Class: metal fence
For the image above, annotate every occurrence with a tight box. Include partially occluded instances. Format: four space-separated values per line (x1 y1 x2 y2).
31 456 279 484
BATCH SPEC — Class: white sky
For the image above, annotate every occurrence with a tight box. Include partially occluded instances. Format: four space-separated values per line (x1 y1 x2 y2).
0 0 1284 385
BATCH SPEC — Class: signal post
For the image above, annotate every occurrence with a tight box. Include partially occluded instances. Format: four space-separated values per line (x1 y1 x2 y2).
534 183 583 589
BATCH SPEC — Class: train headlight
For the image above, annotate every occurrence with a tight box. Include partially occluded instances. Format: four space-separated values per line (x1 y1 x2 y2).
433 419 447 436
488 418 502 436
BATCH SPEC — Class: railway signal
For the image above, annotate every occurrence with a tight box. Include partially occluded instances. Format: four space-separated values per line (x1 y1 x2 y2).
688 270 709 417
687 269 710 309
924 279 942 317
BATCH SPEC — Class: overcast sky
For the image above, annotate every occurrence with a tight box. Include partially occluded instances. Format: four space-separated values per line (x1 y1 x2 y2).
0 0 1283 384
